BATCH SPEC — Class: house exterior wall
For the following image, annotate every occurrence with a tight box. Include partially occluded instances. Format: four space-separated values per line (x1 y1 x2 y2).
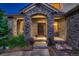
24 4 55 42
8 17 24 36
67 10 79 50
8 18 13 36
8 18 17 36
58 18 67 39
31 18 47 37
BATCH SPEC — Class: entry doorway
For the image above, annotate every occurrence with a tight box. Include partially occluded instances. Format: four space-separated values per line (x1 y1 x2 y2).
31 14 47 40
37 23 46 36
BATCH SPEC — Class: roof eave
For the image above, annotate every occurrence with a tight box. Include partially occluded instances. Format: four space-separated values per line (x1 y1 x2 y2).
19 3 63 15
64 4 79 17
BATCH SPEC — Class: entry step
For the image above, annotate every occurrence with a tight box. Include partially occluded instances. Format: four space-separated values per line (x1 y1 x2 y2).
33 46 48 49
34 37 47 41
33 41 48 49
33 41 47 46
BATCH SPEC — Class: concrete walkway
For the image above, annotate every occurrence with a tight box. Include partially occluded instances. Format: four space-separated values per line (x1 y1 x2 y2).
0 37 50 56
23 49 50 56
0 49 50 56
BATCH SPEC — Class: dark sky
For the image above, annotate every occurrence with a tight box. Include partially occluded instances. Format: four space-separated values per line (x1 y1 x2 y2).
0 3 30 15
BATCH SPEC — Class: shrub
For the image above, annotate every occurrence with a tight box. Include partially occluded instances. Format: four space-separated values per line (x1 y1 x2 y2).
0 9 9 49
16 34 27 47
7 34 27 48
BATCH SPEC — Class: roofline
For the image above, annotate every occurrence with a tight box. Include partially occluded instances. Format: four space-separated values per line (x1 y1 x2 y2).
64 4 79 17
44 3 62 13
19 3 35 14
19 3 63 14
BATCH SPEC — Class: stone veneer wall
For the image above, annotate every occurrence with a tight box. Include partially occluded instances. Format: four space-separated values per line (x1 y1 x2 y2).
67 11 79 50
24 4 56 41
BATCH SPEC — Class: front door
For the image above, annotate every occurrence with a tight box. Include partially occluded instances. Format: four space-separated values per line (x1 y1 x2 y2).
38 23 45 35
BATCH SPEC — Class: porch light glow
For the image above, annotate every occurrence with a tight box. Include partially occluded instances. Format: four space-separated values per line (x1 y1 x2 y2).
54 21 58 32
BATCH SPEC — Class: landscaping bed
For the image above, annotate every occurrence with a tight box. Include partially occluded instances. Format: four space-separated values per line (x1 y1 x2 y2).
0 34 33 54
6 45 32 52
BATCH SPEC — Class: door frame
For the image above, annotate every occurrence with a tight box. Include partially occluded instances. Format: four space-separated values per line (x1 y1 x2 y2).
30 14 48 38
37 23 47 36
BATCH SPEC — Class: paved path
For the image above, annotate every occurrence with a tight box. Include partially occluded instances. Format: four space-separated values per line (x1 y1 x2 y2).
0 41 49 56
0 49 49 56
23 49 49 56
33 37 48 48
0 38 50 56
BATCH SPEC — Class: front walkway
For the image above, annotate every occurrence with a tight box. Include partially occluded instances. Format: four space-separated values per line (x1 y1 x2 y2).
0 37 49 56
23 49 49 56
0 49 49 56
1 37 79 56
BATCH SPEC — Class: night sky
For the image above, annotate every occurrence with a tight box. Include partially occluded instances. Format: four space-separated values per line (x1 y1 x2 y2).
0 3 30 15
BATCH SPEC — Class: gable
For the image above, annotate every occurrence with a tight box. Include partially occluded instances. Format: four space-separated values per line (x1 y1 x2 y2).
20 3 62 14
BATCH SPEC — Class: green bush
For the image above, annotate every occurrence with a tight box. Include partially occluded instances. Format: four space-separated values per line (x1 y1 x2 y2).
0 34 9 48
7 36 19 48
0 9 9 49
17 34 27 47
7 34 27 48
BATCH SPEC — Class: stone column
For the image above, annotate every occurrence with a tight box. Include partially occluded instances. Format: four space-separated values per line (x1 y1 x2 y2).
47 15 54 46
47 16 54 38
24 16 31 41
12 18 17 36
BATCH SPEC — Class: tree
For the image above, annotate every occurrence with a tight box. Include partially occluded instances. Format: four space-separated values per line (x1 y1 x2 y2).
0 9 9 49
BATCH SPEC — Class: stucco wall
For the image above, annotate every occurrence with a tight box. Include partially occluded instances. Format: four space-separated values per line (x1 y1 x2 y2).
8 18 17 36
58 18 67 39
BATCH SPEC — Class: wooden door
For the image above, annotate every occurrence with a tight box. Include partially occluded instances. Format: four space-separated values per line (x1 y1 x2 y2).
38 23 45 35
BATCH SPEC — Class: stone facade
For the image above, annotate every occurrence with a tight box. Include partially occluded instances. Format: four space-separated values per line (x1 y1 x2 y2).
67 10 79 50
7 3 79 50
23 4 60 41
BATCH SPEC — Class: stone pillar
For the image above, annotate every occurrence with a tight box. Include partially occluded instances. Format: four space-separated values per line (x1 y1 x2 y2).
47 16 54 38
47 15 54 46
12 18 17 36
24 16 31 41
